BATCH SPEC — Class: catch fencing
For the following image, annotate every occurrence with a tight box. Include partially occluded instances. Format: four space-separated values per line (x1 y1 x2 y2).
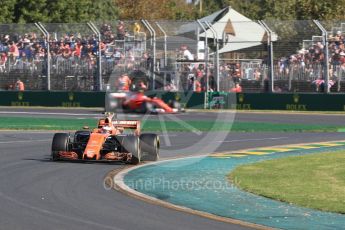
1 20 345 93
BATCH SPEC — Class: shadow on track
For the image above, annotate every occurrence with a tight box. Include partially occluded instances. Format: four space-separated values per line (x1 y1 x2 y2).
22 157 128 166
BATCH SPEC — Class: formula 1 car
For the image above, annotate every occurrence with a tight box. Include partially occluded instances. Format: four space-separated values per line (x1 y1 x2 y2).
105 91 184 114
51 113 159 164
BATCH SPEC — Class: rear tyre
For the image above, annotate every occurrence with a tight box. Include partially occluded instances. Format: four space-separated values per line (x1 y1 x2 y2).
105 93 119 113
140 134 159 161
51 133 70 161
140 101 155 114
170 100 184 112
122 135 141 164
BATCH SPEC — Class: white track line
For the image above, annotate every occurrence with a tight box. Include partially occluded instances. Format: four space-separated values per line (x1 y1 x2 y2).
0 130 54 133
0 111 98 116
0 111 141 118
0 139 50 144
217 137 288 143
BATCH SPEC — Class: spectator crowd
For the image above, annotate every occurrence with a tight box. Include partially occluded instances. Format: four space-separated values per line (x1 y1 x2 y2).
2 21 345 92
0 21 150 90
276 29 345 92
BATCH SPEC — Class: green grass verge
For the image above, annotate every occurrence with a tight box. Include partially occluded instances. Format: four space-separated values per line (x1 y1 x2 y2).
0 116 342 132
228 151 345 213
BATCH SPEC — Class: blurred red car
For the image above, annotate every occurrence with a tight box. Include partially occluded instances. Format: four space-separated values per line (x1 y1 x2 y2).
105 91 184 114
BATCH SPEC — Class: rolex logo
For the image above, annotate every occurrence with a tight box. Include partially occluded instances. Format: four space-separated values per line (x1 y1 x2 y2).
239 94 244 103
293 94 299 103
18 92 23 100
68 92 74 101
175 93 180 101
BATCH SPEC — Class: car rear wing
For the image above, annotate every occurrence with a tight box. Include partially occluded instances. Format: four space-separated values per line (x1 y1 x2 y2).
112 120 141 131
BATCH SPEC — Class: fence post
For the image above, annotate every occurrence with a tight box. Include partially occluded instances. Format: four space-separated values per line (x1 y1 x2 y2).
205 21 219 92
197 20 209 92
142 19 153 46
155 22 167 68
142 20 156 90
314 20 330 93
145 20 156 90
88 22 102 91
36 22 50 91
155 22 168 88
259 21 274 93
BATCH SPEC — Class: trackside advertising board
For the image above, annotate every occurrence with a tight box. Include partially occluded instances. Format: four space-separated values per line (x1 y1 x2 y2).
2 91 345 111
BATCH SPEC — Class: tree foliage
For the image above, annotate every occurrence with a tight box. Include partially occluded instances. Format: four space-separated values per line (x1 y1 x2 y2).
1 0 345 23
14 0 50 23
226 0 345 20
294 0 345 20
46 0 118 23
2 0 118 23
114 0 198 20
0 0 17 23
196 0 228 17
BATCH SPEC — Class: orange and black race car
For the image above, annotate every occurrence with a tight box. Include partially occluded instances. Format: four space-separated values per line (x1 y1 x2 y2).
51 113 159 164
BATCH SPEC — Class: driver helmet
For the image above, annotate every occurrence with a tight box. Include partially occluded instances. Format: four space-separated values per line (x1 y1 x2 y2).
101 125 112 134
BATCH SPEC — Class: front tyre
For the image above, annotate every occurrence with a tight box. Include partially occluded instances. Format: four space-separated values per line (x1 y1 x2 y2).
51 133 70 161
122 135 141 164
140 134 159 161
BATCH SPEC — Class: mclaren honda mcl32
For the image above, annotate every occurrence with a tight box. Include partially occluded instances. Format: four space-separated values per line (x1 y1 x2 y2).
51 113 159 164
105 91 184 114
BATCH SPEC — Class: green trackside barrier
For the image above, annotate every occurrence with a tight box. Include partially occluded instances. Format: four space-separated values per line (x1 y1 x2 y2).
0 91 205 109
208 92 345 111
4 91 345 111
0 91 105 107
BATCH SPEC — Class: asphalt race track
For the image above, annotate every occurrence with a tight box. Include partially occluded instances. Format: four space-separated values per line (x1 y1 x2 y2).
1 108 345 230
